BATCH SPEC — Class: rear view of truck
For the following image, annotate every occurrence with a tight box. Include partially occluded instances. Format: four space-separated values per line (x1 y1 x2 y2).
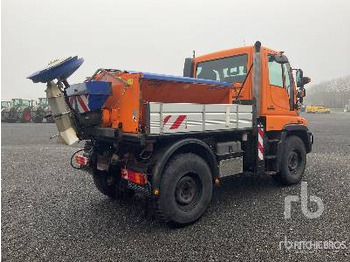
65 69 254 224
28 42 313 225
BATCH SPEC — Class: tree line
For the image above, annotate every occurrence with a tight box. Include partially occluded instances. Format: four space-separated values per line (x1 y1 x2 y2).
304 75 350 108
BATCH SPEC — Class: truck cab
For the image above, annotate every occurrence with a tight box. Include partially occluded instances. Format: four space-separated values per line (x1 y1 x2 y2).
185 44 310 131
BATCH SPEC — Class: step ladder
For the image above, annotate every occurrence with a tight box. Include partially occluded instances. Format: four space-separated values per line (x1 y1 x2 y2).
265 138 280 176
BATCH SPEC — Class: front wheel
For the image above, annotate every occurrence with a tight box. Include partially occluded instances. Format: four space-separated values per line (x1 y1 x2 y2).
275 136 306 185
154 153 213 225
21 110 32 122
1 113 8 122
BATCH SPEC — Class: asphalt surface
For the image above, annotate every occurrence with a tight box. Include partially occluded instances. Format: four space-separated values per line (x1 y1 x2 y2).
2 113 350 261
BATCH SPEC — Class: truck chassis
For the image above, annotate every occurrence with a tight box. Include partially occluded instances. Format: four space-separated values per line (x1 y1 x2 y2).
75 100 312 225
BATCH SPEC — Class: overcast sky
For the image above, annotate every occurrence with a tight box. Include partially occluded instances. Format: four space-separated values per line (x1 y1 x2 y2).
2 0 350 100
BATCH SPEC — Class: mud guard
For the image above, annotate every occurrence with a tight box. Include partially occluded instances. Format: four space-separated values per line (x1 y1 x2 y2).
151 138 219 194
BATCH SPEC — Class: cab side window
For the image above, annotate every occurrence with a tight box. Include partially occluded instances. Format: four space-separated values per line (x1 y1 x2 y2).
283 64 291 88
268 57 283 87
283 63 292 95
283 63 294 105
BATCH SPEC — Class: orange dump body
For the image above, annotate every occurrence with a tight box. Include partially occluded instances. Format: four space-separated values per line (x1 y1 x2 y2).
94 71 235 134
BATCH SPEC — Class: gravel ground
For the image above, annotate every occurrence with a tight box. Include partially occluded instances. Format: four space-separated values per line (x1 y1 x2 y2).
2 113 350 261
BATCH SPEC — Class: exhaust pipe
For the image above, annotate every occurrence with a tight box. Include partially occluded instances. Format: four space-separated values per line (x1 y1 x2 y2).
46 81 79 145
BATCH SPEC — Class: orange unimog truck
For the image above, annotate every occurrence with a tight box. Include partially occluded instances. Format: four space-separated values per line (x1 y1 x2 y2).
28 41 312 225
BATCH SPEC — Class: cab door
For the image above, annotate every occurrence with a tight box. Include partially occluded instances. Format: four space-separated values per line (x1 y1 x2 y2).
267 56 294 112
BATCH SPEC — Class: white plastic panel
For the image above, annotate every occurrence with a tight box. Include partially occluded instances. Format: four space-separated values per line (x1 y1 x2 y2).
149 103 253 135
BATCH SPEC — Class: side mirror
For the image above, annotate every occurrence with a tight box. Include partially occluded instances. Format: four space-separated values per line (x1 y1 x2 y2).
296 69 311 87
296 69 303 87
297 87 306 98
183 58 194 78
296 87 306 104
302 76 311 85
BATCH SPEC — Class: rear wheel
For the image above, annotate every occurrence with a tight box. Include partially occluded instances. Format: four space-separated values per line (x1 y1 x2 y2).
32 115 44 123
21 110 31 122
92 169 117 198
92 168 134 199
154 153 213 225
275 136 306 185
1 113 8 122
46 116 55 123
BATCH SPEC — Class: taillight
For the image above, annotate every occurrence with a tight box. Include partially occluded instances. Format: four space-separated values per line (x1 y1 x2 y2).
121 169 148 185
75 154 89 166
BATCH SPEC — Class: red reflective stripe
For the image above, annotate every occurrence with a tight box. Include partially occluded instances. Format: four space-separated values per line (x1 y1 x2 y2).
163 115 172 125
258 125 264 155
69 97 74 107
258 143 264 154
170 115 186 129
77 95 89 112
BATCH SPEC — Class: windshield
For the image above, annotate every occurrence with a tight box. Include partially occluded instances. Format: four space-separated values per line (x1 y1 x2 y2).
39 98 48 106
12 99 21 106
196 54 248 83
2 101 9 108
22 100 30 106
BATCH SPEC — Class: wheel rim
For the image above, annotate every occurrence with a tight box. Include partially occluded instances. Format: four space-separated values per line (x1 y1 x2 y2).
288 151 300 173
175 173 202 211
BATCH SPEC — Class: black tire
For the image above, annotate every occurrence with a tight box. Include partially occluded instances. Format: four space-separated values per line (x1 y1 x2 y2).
154 153 213 225
32 115 44 123
275 136 306 185
92 168 134 199
46 116 55 123
92 169 117 199
1 113 7 122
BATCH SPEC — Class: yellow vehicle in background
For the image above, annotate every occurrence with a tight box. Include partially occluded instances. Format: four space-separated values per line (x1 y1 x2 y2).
306 105 331 113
